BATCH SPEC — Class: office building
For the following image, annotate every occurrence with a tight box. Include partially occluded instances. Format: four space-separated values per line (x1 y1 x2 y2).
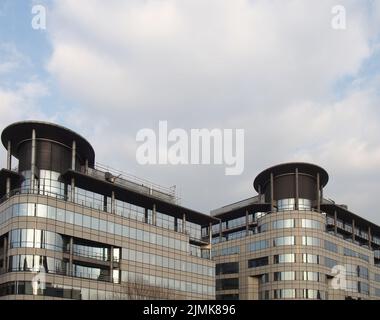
211 163 380 300
0 121 216 300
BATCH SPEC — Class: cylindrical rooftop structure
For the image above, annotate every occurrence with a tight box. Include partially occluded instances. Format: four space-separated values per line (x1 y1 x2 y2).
1 121 95 173
254 162 329 211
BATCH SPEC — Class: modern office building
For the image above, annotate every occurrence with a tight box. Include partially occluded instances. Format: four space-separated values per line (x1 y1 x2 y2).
0 121 216 300
211 163 380 300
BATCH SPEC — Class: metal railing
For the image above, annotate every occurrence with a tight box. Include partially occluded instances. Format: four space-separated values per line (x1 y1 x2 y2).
81 163 181 204
67 248 120 263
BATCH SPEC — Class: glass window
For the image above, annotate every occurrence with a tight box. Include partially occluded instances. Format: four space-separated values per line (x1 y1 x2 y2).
107 221 114 234
325 240 338 253
213 246 240 257
143 231 150 243
162 257 168 268
122 226 129 237
156 255 162 267
129 227 136 239
168 257 174 269
301 289 323 299
248 257 268 268
216 278 239 291
274 253 295 264
346 280 358 292
277 198 296 211
114 224 122 236
149 233 156 244
358 266 369 280
18 203 28 216
65 211 74 224
302 254 320 264
274 271 295 281
302 271 321 282
99 219 107 232
91 217 99 230
358 253 369 262
359 282 369 295
325 257 338 269
259 274 269 284
301 219 322 229
302 236 320 246
258 223 269 233
137 252 146 265
216 262 239 275
163 236 168 247
249 240 269 252
74 213 83 226
345 264 358 277
273 236 295 247
57 208 65 222
143 252 149 264
37 204 47 218
273 219 295 229
274 289 296 299
298 199 312 210
47 206 56 219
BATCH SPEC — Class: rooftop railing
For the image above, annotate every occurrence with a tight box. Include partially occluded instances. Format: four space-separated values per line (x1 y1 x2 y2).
80 163 181 205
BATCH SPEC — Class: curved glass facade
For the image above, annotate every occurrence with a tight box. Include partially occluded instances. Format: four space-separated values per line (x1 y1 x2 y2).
20 170 66 199
9 229 64 252
277 198 312 211
0 203 189 253
301 219 323 229
273 253 295 264
9 255 65 274
273 236 295 247
274 271 295 281
0 201 215 297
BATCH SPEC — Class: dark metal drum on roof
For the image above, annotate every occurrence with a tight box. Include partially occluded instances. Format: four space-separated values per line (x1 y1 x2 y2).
253 162 329 192
1 120 95 167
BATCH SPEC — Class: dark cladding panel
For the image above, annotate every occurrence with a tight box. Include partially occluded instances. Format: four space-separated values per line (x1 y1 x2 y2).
18 141 32 172
273 174 296 200
260 170 320 203
255 162 328 206
18 139 79 174
37 140 53 170
298 174 317 200
51 142 62 172
263 182 271 203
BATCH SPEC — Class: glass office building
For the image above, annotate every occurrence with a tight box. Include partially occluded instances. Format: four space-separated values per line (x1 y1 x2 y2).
210 163 380 300
0 121 216 300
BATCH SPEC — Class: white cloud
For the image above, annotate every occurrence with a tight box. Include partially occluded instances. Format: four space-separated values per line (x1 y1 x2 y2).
47 0 372 114
0 43 30 74
0 42 49 168
2 0 378 222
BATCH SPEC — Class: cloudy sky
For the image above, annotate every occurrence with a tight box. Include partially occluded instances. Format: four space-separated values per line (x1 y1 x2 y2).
0 0 380 223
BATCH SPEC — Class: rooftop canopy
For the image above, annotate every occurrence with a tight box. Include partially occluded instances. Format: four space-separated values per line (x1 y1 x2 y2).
1 120 95 167
253 162 329 192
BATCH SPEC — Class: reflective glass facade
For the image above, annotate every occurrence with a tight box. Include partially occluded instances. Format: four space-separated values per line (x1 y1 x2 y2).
0 121 215 300
212 163 380 300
